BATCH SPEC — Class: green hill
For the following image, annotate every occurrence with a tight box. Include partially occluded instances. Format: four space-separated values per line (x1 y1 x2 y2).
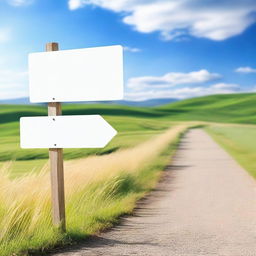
0 104 165 124
157 93 256 123
1 93 256 125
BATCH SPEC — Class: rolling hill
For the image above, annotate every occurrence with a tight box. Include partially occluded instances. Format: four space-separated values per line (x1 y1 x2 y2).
1 93 256 125
157 93 256 124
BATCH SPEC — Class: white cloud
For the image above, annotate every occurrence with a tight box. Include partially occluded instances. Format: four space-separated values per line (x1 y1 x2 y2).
0 28 10 43
6 0 33 6
0 69 28 100
125 82 242 101
68 0 83 10
68 0 256 41
123 46 141 53
235 66 256 74
211 83 240 90
125 70 245 100
127 70 221 90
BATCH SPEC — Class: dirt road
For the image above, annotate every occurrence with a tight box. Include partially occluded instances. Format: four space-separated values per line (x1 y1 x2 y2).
51 129 256 256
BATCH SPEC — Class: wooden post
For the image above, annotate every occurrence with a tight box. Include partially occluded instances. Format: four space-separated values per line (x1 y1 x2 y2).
46 42 66 232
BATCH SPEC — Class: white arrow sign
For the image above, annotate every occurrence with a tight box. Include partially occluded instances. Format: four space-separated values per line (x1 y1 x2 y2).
20 115 117 148
29 45 123 103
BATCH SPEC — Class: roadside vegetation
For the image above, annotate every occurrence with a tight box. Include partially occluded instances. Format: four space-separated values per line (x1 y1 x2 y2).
206 125 256 178
0 125 188 256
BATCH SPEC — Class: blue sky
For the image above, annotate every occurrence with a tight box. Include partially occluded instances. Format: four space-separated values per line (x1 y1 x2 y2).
0 0 256 101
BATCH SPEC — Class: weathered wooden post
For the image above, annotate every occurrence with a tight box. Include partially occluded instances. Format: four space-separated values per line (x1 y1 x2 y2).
46 42 66 232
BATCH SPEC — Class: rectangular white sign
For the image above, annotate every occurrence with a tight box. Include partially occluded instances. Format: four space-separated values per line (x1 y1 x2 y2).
20 115 117 148
29 45 123 103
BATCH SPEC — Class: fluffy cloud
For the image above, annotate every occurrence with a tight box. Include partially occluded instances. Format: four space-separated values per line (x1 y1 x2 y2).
127 70 221 90
0 28 10 43
68 0 256 41
235 66 256 73
0 69 28 100
125 83 242 101
68 0 84 10
124 70 246 100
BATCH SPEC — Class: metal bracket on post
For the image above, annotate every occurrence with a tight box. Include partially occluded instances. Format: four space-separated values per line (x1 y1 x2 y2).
46 42 66 232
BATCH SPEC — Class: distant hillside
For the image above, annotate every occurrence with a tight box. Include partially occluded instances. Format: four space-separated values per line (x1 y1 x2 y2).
157 93 256 124
1 93 256 124
0 97 177 107
116 98 177 107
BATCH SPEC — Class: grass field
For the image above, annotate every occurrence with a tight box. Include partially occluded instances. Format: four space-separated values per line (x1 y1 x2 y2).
0 100 190 255
2 92 256 173
1 92 256 255
0 125 188 256
206 125 256 179
0 105 174 176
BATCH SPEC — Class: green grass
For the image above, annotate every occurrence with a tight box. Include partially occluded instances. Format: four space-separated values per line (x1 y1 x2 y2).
0 101 189 255
0 116 171 160
0 110 172 176
0 125 186 256
1 92 256 255
206 125 256 178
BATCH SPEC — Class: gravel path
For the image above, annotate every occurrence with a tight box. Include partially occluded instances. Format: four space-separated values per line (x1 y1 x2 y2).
51 129 256 256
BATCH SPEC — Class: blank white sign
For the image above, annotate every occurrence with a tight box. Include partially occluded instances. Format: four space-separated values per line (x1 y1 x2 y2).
20 115 117 148
29 45 123 103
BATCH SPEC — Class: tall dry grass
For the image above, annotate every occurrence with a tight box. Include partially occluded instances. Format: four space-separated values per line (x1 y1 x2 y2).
0 124 187 255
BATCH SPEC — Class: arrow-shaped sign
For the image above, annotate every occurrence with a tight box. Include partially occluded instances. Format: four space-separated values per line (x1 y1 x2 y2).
20 115 117 148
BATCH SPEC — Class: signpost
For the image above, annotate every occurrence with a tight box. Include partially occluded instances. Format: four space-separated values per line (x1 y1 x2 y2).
20 42 123 232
